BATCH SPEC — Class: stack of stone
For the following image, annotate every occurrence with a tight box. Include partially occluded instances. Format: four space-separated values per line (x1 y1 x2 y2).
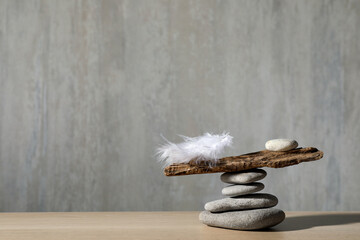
199 168 285 230
199 139 299 230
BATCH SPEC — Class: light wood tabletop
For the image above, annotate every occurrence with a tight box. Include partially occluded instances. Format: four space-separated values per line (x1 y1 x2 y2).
0 211 359 239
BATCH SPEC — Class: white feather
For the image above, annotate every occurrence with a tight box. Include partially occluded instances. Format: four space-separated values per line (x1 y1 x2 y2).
156 132 233 166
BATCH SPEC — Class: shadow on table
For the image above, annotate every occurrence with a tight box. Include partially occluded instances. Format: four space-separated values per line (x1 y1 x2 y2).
266 213 360 232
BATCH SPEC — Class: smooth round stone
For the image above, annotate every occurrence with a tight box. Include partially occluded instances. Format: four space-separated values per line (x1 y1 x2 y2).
265 139 298 151
204 193 278 213
221 169 266 184
199 208 285 230
222 182 264 197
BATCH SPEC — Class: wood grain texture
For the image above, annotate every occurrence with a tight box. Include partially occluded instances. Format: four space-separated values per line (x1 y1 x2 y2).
0 212 359 240
164 147 324 176
0 0 359 211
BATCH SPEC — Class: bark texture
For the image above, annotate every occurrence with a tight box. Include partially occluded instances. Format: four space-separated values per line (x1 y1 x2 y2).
164 147 323 176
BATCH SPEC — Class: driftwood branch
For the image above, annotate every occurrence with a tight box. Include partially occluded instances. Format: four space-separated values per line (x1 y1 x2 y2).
164 147 323 176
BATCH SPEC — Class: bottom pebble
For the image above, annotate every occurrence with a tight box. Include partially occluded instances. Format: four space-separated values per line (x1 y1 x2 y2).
199 208 285 230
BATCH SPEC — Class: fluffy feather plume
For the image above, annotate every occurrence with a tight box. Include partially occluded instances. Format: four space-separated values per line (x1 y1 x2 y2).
156 132 233 166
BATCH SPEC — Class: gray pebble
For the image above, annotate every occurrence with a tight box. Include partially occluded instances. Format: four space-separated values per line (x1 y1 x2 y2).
204 193 278 213
265 139 298 151
220 169 267 184
199 208 285 230
222 182 264 197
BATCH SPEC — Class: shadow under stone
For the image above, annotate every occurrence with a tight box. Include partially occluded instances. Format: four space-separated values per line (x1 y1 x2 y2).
263 213 360 232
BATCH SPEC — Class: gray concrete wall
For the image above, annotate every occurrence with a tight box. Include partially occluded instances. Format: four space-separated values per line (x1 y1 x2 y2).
0 0 359 212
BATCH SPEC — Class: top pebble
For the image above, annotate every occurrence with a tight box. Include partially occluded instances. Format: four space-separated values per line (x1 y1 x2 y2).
265 139 298 151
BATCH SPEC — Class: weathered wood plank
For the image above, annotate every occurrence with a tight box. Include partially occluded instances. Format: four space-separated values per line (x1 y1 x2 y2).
164 148 324 176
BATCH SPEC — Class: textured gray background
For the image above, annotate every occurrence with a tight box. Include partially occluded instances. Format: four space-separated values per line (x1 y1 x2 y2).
0 0 359 212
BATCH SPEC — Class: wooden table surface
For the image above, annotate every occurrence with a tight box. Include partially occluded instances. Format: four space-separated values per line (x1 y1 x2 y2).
0 211 359 239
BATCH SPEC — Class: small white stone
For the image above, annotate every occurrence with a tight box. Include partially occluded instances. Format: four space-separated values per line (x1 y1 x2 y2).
265 139 298 151
221 169 267 184
222 182 264 197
